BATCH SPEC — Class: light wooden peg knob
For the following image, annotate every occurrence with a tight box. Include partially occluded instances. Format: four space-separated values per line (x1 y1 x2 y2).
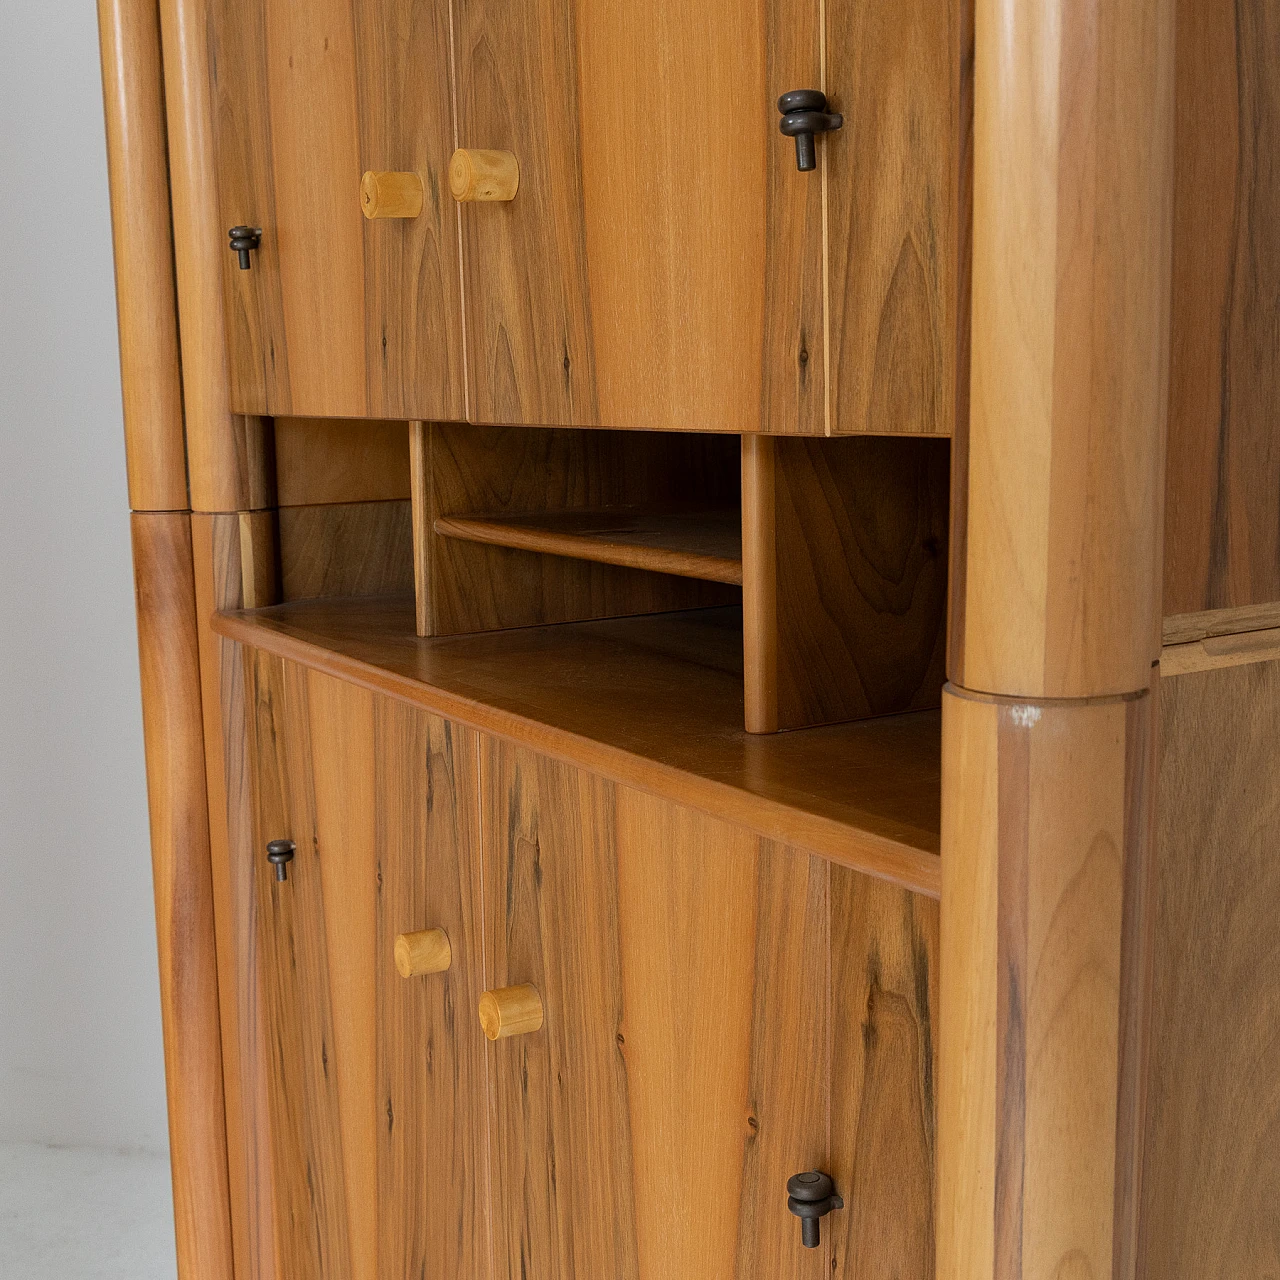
394 928 451 977
450 149 520 203
361 170 424 219
478 984 543 1040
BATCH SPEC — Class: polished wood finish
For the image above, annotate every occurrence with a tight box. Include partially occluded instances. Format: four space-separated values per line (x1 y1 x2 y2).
453 0 815 433
1161 625 1280 677
415 424 738 636
190 511 280 1280
434 509 743 585
825 0 970 437
1163 600 1280 647
131 514 235 1280
480 738 938 1278
479 984 545 1040
449 148 520 202
938 685 1154 1279
159 0 272 513
97 0 188 513
393 927 451 977
1140 660 1280 1278
206 0 464 421
214 598 943 894
242 656 487 1279
952 0 1174 698
277 500 413 601
274 418 410 507
360 170 423 219
1163 0 1280 616
742 435 949 732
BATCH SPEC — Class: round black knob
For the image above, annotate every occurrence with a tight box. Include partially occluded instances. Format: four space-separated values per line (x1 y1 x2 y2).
228 225 262 270
786 1170 844 1249
778 90 843 172
266 839 295 882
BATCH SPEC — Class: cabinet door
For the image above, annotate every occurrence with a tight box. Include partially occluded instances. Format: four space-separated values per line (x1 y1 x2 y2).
243 654 486 1279
478 736 938 1278
453 0 965 435
208 0 464 420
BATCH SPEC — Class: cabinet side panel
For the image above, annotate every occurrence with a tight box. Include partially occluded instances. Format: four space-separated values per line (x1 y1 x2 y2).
1139 661 1280 1276
131 512 235 1280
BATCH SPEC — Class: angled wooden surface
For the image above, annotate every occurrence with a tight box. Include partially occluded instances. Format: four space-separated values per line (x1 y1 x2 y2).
938 685 1154 1280
213 597 943 894
825 0 969 437
1163 0 1280 616
206 0 463 421
952 0 1174 698
452 0 819 433
277 500 414 601
97 0 188 512
131 514 235 1280
434 508 743 585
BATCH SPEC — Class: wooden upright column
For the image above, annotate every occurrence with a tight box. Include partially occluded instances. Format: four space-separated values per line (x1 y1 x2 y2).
939 0 1174 1271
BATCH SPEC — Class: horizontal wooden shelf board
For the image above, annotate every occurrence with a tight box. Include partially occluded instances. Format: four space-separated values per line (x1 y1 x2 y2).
433 508 743 584
212 597 941 896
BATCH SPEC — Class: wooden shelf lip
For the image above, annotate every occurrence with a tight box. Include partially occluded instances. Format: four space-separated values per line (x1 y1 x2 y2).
433 508 744 585
211 597 941 897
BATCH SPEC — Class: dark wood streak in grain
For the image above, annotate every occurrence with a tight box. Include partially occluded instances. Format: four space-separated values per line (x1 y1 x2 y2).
1163 0 1280 615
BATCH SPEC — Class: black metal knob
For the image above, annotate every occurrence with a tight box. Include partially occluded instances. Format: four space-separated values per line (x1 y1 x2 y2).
786 1170 844 1249
266 839 295 882
778 90 843 172
228 225 262 270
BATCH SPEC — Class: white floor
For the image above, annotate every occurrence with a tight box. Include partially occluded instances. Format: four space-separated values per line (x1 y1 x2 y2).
0 1143 176 1280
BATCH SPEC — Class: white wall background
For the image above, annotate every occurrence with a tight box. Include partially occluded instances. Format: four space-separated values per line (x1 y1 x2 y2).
0 1 171 1154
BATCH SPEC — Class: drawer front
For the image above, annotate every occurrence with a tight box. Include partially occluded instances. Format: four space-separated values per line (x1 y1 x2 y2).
243 654 486 1280
479 735 938 1278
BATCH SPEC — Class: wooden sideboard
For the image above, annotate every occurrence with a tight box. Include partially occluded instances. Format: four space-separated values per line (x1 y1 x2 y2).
100 0 1279 1276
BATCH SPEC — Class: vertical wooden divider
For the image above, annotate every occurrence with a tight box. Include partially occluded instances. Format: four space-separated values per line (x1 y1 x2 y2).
132 513 236 1280
939 0 1174 1270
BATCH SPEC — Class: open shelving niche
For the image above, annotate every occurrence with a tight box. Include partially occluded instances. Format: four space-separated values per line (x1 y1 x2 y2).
221 420 951 895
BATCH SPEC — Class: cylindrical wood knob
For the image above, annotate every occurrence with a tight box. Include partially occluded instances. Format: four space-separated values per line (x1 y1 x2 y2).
361 170 424 219
450 149 520 203
478 984 543 1040
394 928 451 977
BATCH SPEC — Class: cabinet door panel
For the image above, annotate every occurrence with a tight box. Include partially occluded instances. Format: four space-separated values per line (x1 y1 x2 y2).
825 0 968 436
480 738 937 1278
208 0 464 419
243 655 485 1279
454 0 823 433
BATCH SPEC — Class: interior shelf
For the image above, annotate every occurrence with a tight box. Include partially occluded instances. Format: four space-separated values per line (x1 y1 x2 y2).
213 594 942 897
433 507 743 584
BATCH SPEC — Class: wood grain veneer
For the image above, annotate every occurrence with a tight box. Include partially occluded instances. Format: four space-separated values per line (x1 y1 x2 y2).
742 435 949 732
1163 0 1280 616
273 418 410 508
415 424 739 636
98 0 187 512
825 0 970 437
938 684 1154 1279
206 0 464 421
213 597 943 894
952 0 1174 698
480 738 938 1278
159 0 272 513
131 513 235 1280
1140 660 1280 1278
